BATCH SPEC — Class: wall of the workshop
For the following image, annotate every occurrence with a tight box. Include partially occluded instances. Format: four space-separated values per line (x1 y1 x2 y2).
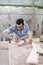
0 6 43 40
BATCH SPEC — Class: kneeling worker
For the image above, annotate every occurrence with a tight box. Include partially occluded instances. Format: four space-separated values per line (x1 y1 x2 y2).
3 18 29 44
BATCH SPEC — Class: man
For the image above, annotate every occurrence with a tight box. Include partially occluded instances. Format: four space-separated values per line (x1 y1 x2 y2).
3 18 29 43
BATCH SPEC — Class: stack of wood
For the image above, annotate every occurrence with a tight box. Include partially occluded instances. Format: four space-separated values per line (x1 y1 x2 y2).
26 19 32 31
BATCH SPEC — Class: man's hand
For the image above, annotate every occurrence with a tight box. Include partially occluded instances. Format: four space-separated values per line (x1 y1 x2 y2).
12 38 21 43
15 39 20 43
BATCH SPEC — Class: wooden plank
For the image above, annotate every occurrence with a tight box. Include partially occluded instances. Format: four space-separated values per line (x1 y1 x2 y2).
26 48 39 64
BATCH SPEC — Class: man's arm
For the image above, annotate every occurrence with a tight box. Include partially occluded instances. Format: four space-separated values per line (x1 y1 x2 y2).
3 25 18 42
19 35 29 40
4 33 14 40
4 33 20 43
3 25 16 40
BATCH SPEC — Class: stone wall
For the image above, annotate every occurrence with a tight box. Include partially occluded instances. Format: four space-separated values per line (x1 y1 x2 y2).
0 6 43 40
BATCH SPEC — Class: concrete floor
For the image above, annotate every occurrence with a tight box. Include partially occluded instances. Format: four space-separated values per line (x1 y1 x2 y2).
0 49 9 65
0 42 43 65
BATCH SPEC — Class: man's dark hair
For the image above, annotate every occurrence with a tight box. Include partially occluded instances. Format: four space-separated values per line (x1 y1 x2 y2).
16 18 24 25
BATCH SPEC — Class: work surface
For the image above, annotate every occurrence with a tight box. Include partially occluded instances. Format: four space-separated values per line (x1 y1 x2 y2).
0 40 43 65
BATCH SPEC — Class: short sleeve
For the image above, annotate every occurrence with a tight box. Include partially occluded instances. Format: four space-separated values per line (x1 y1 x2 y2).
3 25 16 34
